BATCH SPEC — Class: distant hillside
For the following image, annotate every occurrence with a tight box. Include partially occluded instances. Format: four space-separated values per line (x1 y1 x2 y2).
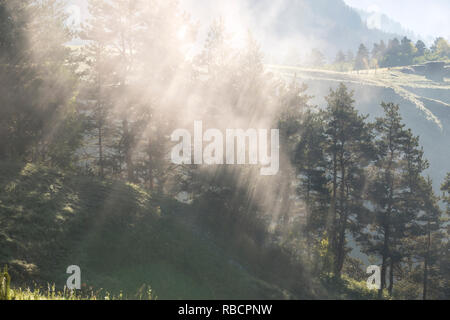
268 62 450 190
71 0 398 63
245 0 399 61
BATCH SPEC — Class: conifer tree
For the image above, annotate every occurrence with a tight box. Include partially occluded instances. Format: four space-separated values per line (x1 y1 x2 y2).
0 0 81 166
322 83 375 278
416 178 442 299
355 44 369 71
294 110 330 265
365 102 431 297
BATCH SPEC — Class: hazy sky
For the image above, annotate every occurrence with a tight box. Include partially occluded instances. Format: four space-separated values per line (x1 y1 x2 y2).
344 0 450 39
67 0 449 43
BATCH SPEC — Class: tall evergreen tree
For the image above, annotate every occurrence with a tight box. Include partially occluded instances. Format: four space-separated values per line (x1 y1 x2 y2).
80 0 193 183
369 102 406 298
354 44 369 71
322 83 375 278
399 37 416 66
0 0 81 166
415 178 442 300
385 128 429 295
294 110 330 267
415 40 427 57
365 102 430 297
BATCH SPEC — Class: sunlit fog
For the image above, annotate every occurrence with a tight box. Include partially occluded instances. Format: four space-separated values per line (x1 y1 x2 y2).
0 0 449 302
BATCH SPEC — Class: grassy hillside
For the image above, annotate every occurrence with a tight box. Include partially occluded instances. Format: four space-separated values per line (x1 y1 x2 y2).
0 162 289 299
0 162 401 300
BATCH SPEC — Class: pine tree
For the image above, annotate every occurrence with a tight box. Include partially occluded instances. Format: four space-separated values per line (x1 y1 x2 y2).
81 0 149 181
277 80 314 236
415 40 427 57
322 83 375 278
381 38 401 67
354 44 369 71
371 41 386 70
384 129 429 295
372 40 386 61
365 102 430 297
80 0 193 183
370 102 406 298
294 110 330 266
438 174 450 298
80 6 118 177
400 37 416 66
416 178 442 299
0 0 80 166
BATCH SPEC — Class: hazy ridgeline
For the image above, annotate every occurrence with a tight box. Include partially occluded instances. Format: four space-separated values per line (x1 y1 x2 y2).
0 0 449 300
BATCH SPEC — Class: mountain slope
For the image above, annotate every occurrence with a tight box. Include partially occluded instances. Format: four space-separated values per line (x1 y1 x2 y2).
356 9 418 41
250 0 397 53
268 63 450 190
171 0 399 62
0 162 290 299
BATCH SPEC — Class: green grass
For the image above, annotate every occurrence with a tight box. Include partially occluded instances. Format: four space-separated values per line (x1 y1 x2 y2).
0 162 286 299
320 274 390 300
7 285 153 300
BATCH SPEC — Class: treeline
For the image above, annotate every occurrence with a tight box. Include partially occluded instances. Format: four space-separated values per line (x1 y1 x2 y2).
336 36 450 70
0 0 449 299
305 36 450 71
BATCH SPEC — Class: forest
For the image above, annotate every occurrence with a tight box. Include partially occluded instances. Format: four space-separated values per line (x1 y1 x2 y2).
0 0 449 300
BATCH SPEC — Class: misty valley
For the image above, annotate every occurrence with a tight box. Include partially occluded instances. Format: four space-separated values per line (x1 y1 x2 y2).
0 0 449 303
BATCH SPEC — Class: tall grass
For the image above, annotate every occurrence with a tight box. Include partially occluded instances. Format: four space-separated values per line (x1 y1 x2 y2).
1 264 155 300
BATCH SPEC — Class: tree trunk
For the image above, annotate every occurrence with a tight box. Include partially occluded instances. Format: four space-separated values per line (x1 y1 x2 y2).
98 125 104 178
378 221 389 299
423 255 429 300
379 154 394 299
330 149 338 272
388 259 394 296
147 138 154 190
423 226 431 300
305 174 312 262
334 149 347 279
280 173 291 232
335 215 348 279
123 118 134 182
